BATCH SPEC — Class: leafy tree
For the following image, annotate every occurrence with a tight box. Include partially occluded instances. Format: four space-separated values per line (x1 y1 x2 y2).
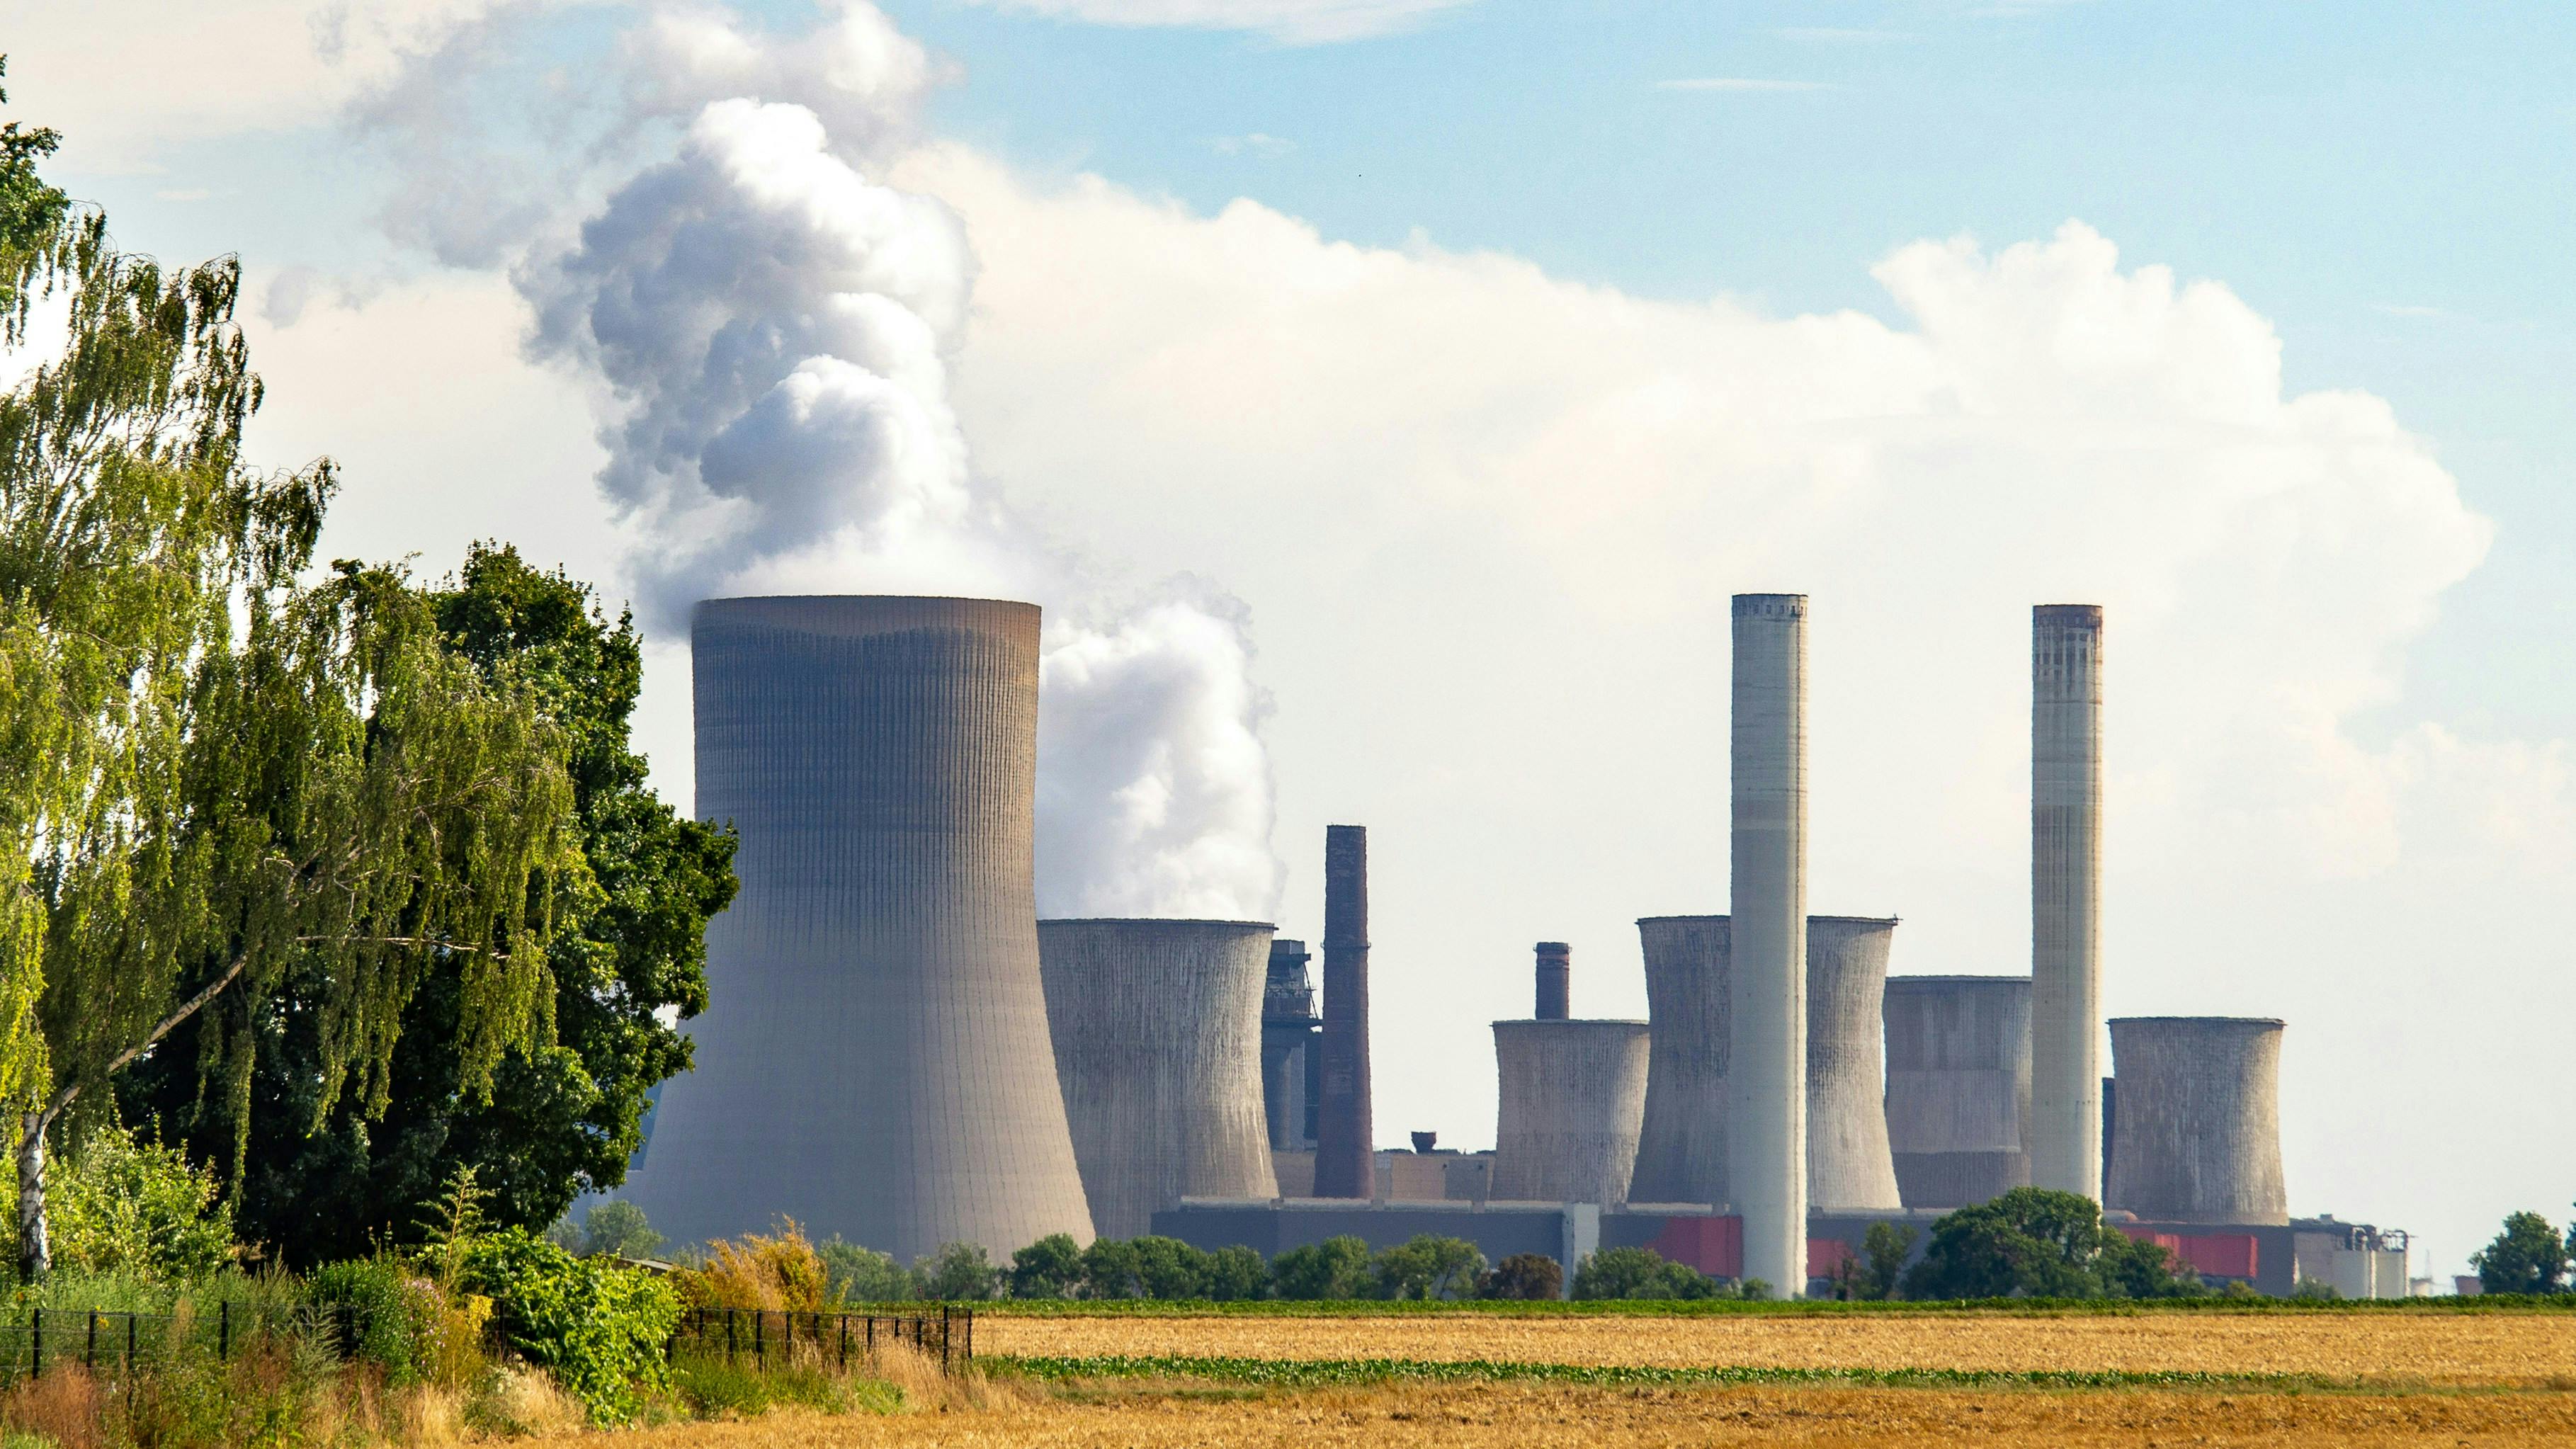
0 115 581 1275
1130 1235 1212 1298
127 545 737 1262
2470 1211 2572 1295
1373 1235 1487 1300
818 1237 912 1302
548 1200 663 1261
912 1241 999 1301
1901 1188 2201 1300
1203 1244 1269 1301
1079 1235 1144 1298
1481 1252 1563 1300
1271 1235 1373 1300
1009 1232 1082 1299
1572 1246 1715 1300
1859 1222 1918 1300
45 1123 232 1277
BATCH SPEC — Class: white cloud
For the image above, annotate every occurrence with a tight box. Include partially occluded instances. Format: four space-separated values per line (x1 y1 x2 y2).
949 0 1477 44
1657 77 1832 93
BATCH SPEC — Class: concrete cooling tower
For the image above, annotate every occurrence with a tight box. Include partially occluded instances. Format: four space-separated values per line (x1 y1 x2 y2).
2031 604 2105 1200
623 596 1094 1262
1629 915 1731 1206
1731 593 1810 1296
1883 976 2033 1209
1805 917 1903 1212
1038 919 1281 1239
2106 1017 2288 1226
1490 1021 1651 1205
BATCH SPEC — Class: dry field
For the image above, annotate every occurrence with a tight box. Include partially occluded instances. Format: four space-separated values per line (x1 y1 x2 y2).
552 1380 2576 1447
982 1309 2576 1387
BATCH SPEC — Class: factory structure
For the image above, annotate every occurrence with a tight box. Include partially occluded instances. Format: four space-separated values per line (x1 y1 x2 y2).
619 592 2415 1298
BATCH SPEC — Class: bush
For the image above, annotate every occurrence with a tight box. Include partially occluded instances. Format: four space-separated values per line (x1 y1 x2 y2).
911 1241 999 1301
46 1125 233 1279
2471 1211 2572 1295
1481 1253 1562 1300
1009 1233 1082 1299
1270 1236 1373 1300
1373 1236 1486 1300
308 1256 443 1385
819 1237 914 1302
688 1219 831 1311
458 1228 682 1426
1572 1246 1718 1300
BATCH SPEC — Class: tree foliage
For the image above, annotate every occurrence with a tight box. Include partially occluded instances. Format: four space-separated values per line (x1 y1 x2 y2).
43 1123 232 1278
2470 1210 2572 1295
1480 1251 1563 1301
1900 1188 2203 1300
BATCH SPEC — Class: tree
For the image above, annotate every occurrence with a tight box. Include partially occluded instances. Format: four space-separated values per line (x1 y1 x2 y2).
1373 1235 1486 1300
125 545 737 1261
1859 1222 1918 1300
1079 1235 1144 1298
549 1200 664 1261
1900 1188 2201 1300
1271 1235 1372 1300
1130 1235 1212 1298
1481 1252 1563 1301
0 112 583 1275
1009 1232 1082 1299
819 1237 913 1302
1572 1246 1717 1300
1203 1244 1269 1301
2470 1211 2572 1295
46 1123 233 1278
912 1241 999 1301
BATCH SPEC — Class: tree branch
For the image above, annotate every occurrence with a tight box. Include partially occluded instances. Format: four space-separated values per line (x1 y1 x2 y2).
38 946 250 1136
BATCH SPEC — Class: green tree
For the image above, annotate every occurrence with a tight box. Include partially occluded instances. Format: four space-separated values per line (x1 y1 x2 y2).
1480 1252 1563 1300
912 1241 999 1301
127 545 737 1261
819 1237 913 1302
1270 1234 1372 1300
1079 1236 1144 1298
548 1199 663 1261
1130 1235 1212 1299
1572 1246 1718 1300
45 1123 233 1277
1373 1234 1487 1300
1009 1232 1082 1299
1860 1222 1918 1300
1203 1244 1269 1301
2470 1210 2572 1295
0 110 581 1276
1901 1188 2201 1300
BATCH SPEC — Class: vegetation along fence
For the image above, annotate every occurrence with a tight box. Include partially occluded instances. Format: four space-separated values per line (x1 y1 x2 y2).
669 1307 974 1375
0 1304 375 1382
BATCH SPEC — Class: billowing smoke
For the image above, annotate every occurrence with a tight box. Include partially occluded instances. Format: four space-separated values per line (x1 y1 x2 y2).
516 4 1281 918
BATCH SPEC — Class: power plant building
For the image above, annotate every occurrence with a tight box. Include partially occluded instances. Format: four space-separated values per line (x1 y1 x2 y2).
1805 917 1903 1212
1629 915 1731 1207
1259 939 1321 1151
1729 593 1810 1295
2031 603 2106 1200
1488 945 1650 1205
1883 975 2033 1209
1038 919 1281 1238
624 595 1094 1261
2105 1016 2288 1226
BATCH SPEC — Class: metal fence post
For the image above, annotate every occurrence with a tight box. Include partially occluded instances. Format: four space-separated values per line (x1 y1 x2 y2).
84 1310 96 1370
29 1307 40 1377
753 1309 764 1368
837 1312 847 1370
725 1309 736 1365
125 1314 135 1372
940 1305 951 1373
217 1301 229 1363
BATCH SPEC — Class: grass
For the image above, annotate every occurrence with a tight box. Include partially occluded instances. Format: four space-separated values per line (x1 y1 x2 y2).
989 1353 2352 1392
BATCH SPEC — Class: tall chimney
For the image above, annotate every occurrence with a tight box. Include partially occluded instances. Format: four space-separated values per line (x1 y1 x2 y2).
2031 604 2104 1200
1533 941 1571 1021
1729 593 1808 1297
1312 824 1375 1198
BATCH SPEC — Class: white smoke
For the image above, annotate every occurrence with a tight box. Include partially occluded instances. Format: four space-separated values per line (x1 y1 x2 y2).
516 6 1283 919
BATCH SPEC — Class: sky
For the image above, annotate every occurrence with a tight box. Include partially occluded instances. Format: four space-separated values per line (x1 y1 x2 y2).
5 0 2572 1278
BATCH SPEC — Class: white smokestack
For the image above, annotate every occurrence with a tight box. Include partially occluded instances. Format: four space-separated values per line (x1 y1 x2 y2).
1728 593 1808 1297
2031 603 2105 1199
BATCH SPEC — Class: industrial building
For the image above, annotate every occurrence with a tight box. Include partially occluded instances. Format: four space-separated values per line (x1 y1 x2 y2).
2104 1016 2289 1226
2031 604 2106 1200
1728 593 1810 1295
1259 939 1321 1151
1883 975 2033 1209
1037 919 1281 1237
1806 917 1904 1212
623 595 1094 1261
1487 944 1650 1206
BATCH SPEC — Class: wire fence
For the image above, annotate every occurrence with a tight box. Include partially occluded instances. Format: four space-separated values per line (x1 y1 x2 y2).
669 1307 974 1375
0 1303 372 1383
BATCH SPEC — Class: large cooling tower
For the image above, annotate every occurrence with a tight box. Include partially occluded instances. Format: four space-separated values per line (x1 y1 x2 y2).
1629 915 1731 1205
1731 593 1809 1295
1489 1020 1651 1205
2105 1017 2288 1226
2031 604 2105 1199
1806 917 1903 1212
1038 919 1281 1238
1883 976 2033 1209
1312 825 1375 1198
627 596 1094 1261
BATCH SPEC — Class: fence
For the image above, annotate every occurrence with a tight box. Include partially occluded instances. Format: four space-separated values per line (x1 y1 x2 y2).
0 1303 371 1382
669 1307 974 1375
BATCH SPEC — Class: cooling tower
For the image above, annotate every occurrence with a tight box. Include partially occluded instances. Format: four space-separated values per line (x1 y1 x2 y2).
1313 825 1375 1198
1534 942 1572 1021
1629 916 1731 1206
1038 919 1281 1238
2105 1017 2288 1226
627 596 1094 1261
1806 916 1903 1212
1489 1020 1651 1205
1731 593 1809 1295
1883 976 2032 1209
1259 939 1320 1151
2031 603 2105 1199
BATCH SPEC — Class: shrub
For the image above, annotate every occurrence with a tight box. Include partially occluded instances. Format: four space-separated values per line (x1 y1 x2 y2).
689 1219 832 1311
1009 1234 1083 1299
1572 1246 1718 1300
46 1125 233 1279
458 1228 681 1426
1203 1245 1269 1301
1373 1236 1486 1300
819 1238 914 1303
1271 1236 1372 1300
911 1242 999 1301
308 1256 446 1386
1481 1253 1562 1300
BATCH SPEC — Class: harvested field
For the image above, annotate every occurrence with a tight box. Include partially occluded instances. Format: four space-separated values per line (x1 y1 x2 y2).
978 1310 2576 1387
546 1381 2576 1446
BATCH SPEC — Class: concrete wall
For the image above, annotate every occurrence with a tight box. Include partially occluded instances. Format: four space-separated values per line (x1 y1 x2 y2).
1489 1020 1651 1205
1313 826 1375 1198
1038 919 1281 1239
1630 915 1731 1207
2031 604 2105 1199
1883 975 2032 1208
625 596 1094 1261
1807 917 1903 1211
2106 1017 2288 1226
1730 593 1810 1295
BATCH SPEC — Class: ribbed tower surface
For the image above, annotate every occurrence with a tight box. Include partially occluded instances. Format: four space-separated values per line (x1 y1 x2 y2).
1038 919 1281 1239
2031 603 2105 1200
625 595 1095 1261
1805 916 1904 1212
1883 975 2033 1210
2106 1016 2288 1226
1730 593 1809 1295
1629 915 1732 1207
1489 1019 1652 1205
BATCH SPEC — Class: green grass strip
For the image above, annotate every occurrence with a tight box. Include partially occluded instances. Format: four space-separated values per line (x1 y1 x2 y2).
989 1353 2347 1393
